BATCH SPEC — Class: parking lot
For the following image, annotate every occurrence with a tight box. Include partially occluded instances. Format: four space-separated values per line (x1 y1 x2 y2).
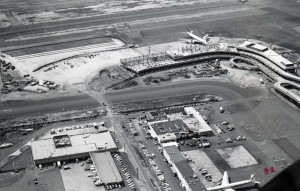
60 162 105 191
182 150 223 188
112 153 137 191
123 115 185 191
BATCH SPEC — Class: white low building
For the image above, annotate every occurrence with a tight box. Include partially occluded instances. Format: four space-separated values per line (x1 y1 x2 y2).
31 126 117 164
184 107 213 135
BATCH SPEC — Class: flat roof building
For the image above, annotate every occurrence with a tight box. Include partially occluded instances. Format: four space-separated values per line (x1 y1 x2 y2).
163 146 204 191
90 152 122 185
149 119 189 143
237 41 296 71
184 107 213 135
32 130 117 164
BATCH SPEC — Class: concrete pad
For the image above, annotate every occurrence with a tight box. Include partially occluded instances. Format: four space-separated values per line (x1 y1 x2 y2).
294 26 300 33
182 150 222 188
217 145 258 168
60 163 105 191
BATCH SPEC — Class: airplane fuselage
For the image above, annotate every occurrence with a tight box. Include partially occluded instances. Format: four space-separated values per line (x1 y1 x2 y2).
186 32 208 45
207 180 254 191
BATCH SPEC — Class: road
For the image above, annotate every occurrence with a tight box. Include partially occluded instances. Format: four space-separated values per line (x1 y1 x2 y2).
103 80 266 105
0 94 100 120
105 105 154 191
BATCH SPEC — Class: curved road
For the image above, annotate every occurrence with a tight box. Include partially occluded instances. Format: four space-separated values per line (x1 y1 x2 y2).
103 80 266 105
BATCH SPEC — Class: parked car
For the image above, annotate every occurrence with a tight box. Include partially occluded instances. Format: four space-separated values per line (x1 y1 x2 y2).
63 166 71 170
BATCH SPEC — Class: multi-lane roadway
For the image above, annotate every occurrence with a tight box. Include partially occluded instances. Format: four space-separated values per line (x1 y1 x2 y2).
103 80 266 105
0 94 100 120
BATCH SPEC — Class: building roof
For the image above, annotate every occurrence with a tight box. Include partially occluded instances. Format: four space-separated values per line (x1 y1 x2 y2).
164 145 186 163
32 131 117 161
249 43 268 52
157 133 177 143
41 123 108 139
238 41 295 67
164 146 203 190
184 107 212 133
151 119 189 136
90 152 122 184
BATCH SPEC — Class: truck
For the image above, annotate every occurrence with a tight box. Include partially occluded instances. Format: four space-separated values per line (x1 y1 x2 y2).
219 107 224 113
260 79 264 84
57 161 61 168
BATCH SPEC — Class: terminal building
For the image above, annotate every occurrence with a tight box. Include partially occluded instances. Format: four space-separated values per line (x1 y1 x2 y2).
31 124 117 164
237 41 296 71
163 145 204 191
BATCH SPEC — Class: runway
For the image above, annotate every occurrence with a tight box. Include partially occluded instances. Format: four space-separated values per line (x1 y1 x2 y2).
0 0 298 54
14 40 122 60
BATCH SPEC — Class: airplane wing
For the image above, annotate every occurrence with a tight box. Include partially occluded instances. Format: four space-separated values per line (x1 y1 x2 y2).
221 171 230 186
220 171 236 190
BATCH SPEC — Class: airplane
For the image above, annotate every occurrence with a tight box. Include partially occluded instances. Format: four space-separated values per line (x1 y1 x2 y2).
181 28 209 45
207 171 260 191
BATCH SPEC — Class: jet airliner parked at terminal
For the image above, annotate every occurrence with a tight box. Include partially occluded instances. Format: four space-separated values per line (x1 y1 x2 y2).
181 28 209 44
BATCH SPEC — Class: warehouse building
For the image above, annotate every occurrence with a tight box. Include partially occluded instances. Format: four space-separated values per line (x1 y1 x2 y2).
148 107 213 143
90 151 123 186
163 145 204 191
31 125 117 164
148 119 189 143
183 107 213 135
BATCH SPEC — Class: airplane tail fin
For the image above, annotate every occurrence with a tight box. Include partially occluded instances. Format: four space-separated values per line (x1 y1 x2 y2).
203 34 209 40
250 174 261 184
187 27 193 33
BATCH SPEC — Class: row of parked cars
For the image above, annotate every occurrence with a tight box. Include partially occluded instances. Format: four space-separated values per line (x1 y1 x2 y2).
225 136 246 143
113 153 137 191
199 168 212 182
86 164 104 187
179 138 211 148
140 140 171 191
148 156 171 191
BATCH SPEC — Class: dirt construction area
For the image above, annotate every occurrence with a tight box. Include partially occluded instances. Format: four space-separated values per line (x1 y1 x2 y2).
217 145 258 168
